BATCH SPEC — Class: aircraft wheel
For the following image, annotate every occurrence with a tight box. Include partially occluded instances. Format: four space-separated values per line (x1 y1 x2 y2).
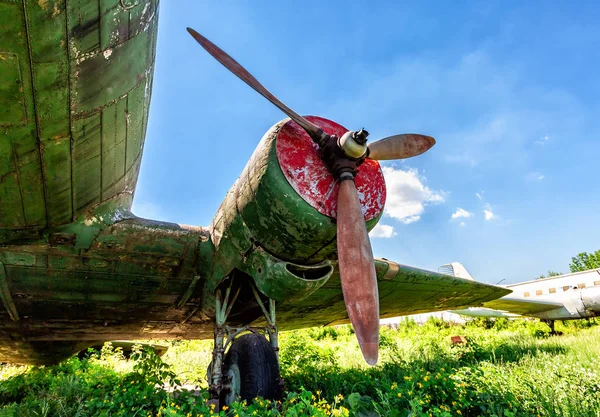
221 333 281 405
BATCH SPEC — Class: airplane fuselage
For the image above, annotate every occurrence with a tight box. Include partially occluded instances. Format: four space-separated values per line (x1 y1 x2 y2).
455 269 600 320
503 270 600 320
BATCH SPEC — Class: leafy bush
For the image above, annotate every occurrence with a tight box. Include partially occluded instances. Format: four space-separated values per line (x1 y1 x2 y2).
1 319 599 416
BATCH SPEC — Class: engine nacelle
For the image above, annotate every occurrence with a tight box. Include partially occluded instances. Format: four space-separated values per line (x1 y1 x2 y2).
581 287 600 312
207 116 386 303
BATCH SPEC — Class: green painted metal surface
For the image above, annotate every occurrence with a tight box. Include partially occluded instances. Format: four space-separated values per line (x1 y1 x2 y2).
240 246 333 303
0 0 157 235
262 260 512 331
0 0 511 365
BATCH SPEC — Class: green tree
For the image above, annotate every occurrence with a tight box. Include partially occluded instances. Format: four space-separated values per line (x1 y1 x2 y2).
569 250 600 273
535 270 562 280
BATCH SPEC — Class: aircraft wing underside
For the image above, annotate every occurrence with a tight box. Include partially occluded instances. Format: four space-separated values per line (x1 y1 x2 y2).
261 259 512 330
481 297 564 315
0 0 158 240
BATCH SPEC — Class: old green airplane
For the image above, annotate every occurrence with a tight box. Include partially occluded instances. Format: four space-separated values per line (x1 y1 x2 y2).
0 0 510 405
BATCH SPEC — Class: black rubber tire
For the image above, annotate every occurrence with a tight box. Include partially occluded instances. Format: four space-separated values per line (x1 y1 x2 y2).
221 333 282 404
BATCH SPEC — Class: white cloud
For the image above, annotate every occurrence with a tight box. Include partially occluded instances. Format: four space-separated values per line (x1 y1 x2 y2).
451 208 473 220
534 135 550 145
369 223 396 238
526 172 545 181
459 222 466 227
483 204 497 221
381 167 445 224
475 192 483 200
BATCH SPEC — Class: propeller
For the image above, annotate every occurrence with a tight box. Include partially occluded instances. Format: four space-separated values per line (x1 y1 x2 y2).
186 28 326 144
187 28 436 365
368 134 436 160
337 177 379 365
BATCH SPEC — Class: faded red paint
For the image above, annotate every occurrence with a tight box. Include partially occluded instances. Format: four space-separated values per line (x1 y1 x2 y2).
276 116 386 221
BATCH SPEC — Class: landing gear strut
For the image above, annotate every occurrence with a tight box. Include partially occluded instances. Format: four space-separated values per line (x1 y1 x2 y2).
542 319 561 335
208 280 283 408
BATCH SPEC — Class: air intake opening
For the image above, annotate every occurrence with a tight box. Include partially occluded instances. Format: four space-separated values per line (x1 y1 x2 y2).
285 263 333 281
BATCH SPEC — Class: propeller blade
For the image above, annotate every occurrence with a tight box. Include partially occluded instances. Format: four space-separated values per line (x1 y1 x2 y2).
367 134 436 160
187 27 324 141
336 179 379 365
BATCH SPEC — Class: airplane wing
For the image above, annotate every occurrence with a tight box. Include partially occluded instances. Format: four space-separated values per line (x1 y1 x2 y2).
481 297 564 315
269 258 512 330
0 0 158 239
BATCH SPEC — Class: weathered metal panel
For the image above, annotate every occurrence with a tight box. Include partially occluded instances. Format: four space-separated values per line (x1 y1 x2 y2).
100 101 118 198
35 62 70 139
125 81 146 169
0 171 25 227
0 0 158 233
11 125 47 226
73 25 151 112
67 0 101 55
100 0 129 50
0 52 27 125
41 135 73 224
0 261 19 321
0 211 211 364
26 0 67 63
72 113 102 214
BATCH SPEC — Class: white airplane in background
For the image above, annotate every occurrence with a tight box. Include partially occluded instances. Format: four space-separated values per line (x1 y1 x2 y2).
440 262 600 333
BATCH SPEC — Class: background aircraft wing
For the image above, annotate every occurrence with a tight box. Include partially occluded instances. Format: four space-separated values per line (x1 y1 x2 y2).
269 258 512 330
482 297 564 315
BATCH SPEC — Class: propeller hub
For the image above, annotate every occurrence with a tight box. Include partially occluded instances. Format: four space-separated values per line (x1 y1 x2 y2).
338 130 369 159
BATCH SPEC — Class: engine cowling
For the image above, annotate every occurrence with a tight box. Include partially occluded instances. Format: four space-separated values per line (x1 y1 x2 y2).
207 116 386 303
237 116 385 263
581 286 600 312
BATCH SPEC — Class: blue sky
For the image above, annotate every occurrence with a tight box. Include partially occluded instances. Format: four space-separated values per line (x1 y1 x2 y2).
132 1 600 284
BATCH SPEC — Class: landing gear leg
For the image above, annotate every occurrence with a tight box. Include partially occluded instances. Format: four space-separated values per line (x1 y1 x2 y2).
542 319 558 335
208 281 282 408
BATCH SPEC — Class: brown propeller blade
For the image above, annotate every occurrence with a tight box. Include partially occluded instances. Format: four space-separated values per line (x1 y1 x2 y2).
337 179 379 365
367 134 436 160
187 27 324 142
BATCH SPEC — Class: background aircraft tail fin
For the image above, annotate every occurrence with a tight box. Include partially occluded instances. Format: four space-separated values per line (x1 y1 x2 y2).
438 262 474 280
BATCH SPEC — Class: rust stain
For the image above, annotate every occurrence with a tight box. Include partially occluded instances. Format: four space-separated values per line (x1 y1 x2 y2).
38 0 49 11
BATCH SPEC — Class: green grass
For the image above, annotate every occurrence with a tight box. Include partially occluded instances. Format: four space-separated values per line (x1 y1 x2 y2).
1 318 599 416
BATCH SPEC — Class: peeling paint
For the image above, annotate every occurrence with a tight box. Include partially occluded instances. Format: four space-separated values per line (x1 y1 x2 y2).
84 217 98 226
52 2 61 17
276 116 386 221
103 49 113 59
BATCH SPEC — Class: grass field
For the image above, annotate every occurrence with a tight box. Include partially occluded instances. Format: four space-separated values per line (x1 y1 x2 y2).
1 318 599 417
